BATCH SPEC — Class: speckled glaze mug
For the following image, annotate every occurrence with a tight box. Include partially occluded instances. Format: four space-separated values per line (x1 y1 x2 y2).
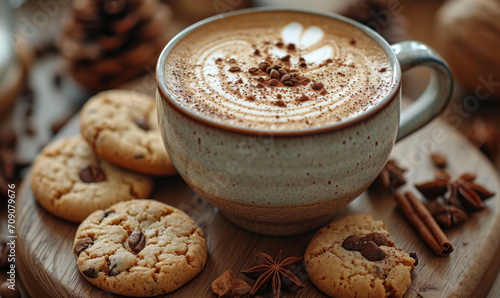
156 8 452 235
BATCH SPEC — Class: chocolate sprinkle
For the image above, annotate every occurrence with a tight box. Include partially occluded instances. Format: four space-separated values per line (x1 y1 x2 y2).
311 82 324 91
274 100 287 107
280 55 291 62
297 94 310 102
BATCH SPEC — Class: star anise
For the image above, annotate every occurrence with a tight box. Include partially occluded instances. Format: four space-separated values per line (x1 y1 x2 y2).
430 205 468 228
415 170 495 212
241 250 304 298
370 159 406 193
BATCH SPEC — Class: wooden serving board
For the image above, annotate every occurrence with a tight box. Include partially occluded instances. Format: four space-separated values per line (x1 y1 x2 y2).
16 116 500 298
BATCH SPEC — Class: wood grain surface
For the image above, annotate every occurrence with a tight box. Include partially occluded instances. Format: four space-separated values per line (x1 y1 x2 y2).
16 115 500 298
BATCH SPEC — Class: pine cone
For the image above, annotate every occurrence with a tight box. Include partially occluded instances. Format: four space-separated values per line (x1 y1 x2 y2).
336 0 409 44
59 0 173 91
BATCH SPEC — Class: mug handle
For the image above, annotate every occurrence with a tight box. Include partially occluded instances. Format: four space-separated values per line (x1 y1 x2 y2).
391 41 453 141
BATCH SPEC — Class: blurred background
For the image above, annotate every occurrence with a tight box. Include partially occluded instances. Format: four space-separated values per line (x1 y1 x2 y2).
1 0 500 296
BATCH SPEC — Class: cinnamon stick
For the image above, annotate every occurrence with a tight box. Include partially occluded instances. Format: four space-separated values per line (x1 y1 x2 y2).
395 192 453 256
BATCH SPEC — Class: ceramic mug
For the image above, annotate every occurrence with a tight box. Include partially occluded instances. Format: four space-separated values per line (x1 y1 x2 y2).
156 8 452 236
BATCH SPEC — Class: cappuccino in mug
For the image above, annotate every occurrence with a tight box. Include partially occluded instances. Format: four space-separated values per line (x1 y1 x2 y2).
163 11 393 130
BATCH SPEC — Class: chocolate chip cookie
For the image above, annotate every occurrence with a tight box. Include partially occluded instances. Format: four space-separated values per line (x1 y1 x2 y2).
304 214 416 297
80 90 177 176
73 199 207 297
31 136 153 223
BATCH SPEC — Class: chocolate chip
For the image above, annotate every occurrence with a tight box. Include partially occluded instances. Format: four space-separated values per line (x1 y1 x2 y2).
278 68 287 76
281 74 291 82
246 95 256 101
342 235 363 251
287 43 296 50
254 49 260 55
100 211 114 218
267 79 279 86
350 39 357 45
248 67 259 74
79 165 106 183
259 61 270 71
379 67 387 72
135 118 150 131
283 81 294 87
74 237 94 256
361 241 385 261
270 69 280 80
276 40 284 47
229 66 241 72
83 267 98 278
362 233 388 246
299 62 307 68
409 252 418 266
129 230 146 253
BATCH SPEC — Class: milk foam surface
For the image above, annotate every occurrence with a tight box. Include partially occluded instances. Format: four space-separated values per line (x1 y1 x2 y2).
163 11 394 130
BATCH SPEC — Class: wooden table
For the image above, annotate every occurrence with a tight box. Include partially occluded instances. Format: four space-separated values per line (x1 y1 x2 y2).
15 114 500 297
5 0 500 297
